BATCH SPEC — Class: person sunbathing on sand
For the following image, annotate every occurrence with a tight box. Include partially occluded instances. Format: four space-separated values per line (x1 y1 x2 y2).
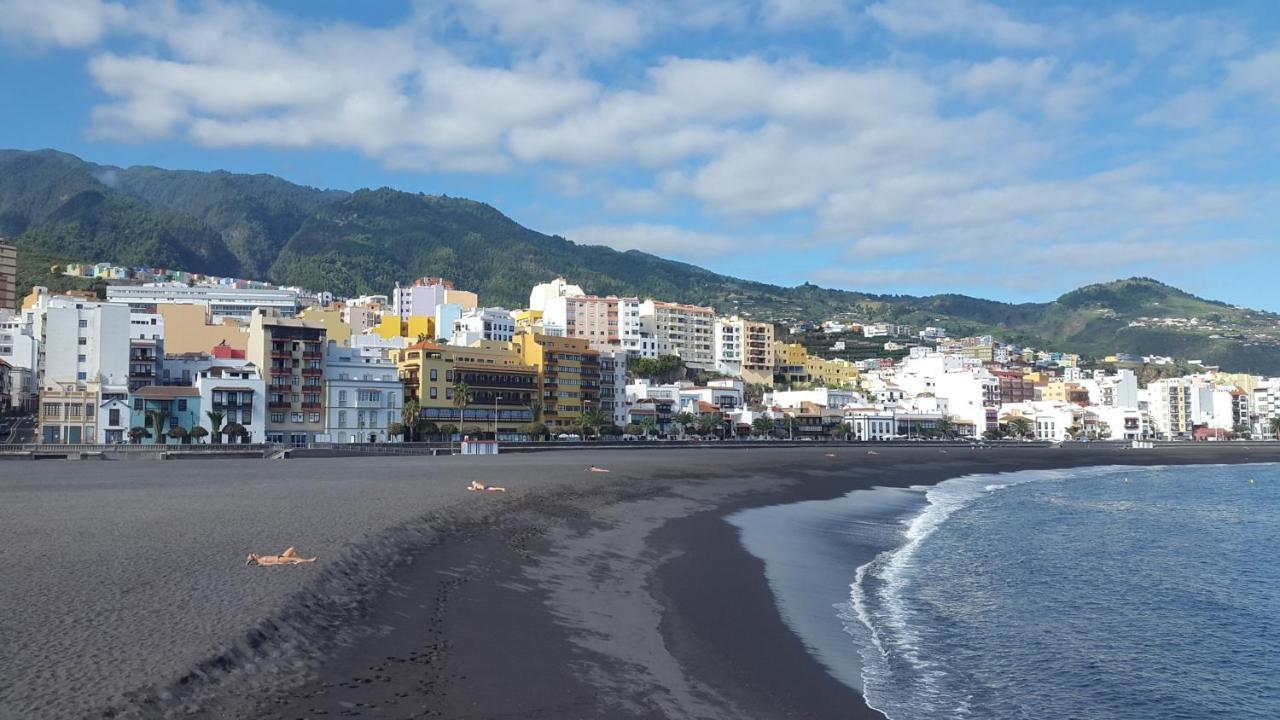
246 547 317 566
588 466 611 473
467 480 506 492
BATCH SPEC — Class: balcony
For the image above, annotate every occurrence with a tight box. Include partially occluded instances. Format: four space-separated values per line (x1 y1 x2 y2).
301 367 323 376
302 351 322 360
268 401 291 410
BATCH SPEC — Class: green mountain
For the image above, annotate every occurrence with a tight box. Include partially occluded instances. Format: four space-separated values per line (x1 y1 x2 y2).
1 149 1277 373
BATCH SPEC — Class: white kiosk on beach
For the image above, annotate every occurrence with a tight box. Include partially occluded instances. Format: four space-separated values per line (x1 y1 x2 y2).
460 439 500 455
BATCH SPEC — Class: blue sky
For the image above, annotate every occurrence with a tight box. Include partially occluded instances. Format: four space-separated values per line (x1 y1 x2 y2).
1 0 1278 309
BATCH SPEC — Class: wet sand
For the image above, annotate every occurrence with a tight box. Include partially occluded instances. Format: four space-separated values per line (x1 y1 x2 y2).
3 444 1278 719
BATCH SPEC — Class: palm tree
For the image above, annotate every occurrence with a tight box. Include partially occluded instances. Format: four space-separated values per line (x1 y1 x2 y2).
222 422 247 444
1270 417 1280 440
451 382 471 453
189 426 209 444
695 412 721 437
673 411 696 439
752 416 774 437
528 398 543 423
640 416 658 438
1005 416 1034 439
401 399 420 442
935 416 955 439
147 409 170 445
128 426 149 444
580 405 607 440
205 410 224 445
1065 425 1082 441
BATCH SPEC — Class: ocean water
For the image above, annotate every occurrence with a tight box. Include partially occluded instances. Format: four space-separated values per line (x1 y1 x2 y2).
732 464 1280 720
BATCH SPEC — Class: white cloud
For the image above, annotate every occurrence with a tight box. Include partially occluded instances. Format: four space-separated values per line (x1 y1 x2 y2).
563 224 737 257
0 0 129 48
865 0 1046 49
1227 47 1280 105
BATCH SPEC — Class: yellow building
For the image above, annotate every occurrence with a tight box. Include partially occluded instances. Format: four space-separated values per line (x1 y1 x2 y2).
297 307 352 347
374 314 436 342
157 304 248 355
1214 372 1260 393
391 341 537 435
444 288 478 311
512 332 600 431
514 309 543 332
805 356 860 388
1024 371 1048 385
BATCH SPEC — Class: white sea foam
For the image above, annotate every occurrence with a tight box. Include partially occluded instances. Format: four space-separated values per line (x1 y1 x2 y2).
849 465 1132 719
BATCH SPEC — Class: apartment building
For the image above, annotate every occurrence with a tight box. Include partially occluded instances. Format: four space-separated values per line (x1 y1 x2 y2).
195 365 265 443
639 300 715 369
0 308 38 410
128 386 201 444
34 295 130 444
512 332 601 431
247 309 328 445
1252 379 1280 436
715 316 775 384
393 277 477 321
321 344 402 443
393 341 537 437
451 307 515 345
542 295 643 355
0 241 15 309
599 350 628 426
1145 377 1195 439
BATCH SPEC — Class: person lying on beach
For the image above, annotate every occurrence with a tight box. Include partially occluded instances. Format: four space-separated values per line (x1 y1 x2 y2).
246 547 317 566
588 466 611 473
467 480 506 492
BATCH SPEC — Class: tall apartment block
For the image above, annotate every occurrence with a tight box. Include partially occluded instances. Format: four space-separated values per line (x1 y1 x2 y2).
0 242 16 309
248 308 328 445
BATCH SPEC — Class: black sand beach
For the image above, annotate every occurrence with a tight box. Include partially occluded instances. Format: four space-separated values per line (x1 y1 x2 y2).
4 444 1279 719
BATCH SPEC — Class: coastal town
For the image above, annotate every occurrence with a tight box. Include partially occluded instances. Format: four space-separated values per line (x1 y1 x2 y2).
2 246 1278 448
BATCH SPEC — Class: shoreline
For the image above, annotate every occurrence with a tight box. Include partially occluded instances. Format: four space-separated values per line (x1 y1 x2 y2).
5 446 1280 718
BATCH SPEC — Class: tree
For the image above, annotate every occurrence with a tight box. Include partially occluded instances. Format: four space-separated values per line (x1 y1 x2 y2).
416 332 431 345
438 423 458 440
417 419 437 441
935 416 955 439
519 421 548 439
222 422 247 444
695 412 722 437
744 383 769 409
1096 421 1111 440
627 355 684 383
528 398 543 423
673 411 696 438
640 416 658 438
599 424 624 438
402 399 420 441
189 426 209 444
205 410 224 445
147 409 170 445
167 426 189 444
1065 425 1083 440
983 426 1006 441
751 416 775 437
580 405 607 440
1271 417 1280 440
1232 422 1251 440
624 422 643 437
451 382 471 453
1005 416 1034 439
128 426 149 444
829 423 851 440
388 422 406 440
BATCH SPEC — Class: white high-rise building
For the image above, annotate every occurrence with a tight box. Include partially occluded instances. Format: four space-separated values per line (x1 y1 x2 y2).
529 277 585 313
0 308 39 411
714 316 775 382
639 300 715 369
450 308 515 346
1144 377 1196 439
320 343 403 444
105 284 299 323
542 295 642 355
33 293 131 443
1251 379 1280 437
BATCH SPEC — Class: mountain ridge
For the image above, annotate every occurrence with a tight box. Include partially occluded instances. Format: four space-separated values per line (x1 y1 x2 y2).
2 148 1278 373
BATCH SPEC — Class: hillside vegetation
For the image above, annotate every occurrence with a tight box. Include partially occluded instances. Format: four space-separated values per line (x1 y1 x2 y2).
2 149 1277 373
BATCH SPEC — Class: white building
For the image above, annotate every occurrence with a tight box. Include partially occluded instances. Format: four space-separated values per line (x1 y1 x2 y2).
320 344 403 443
599 350 629 427
32 293 131 443
893 353 998 434
529 277 585 313
542 295 643 355
97 397 131 444
1252 379 1280 437
450 307 516 346
766 387 858 410
1097 369 1139 408
845 409 896 441
435 303 463 341
639 300 716 369
195 365 266 443
105 284 299 323
1143 377 1197 439
393 278 449 321
0 308 39 411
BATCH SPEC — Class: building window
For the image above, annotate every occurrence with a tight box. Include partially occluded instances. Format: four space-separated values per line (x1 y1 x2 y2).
271 412 285 423
430 387 438 399
308 412 320 423
78 337 87 345
291 412 303 423
44 403 61 418
338 390 347 406
177 399 187 411
429 368 438 381
133 399 142 411
85 403 94 418
338 410 347 428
